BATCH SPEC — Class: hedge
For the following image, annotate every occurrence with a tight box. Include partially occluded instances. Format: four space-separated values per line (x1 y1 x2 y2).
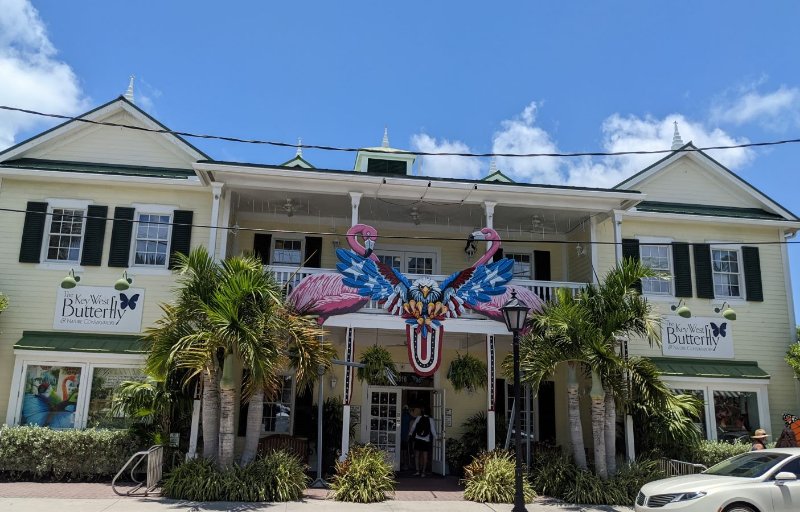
0 425 142 481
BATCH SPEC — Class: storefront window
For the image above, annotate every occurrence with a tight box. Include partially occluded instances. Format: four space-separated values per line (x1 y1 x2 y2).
263 376 293 434
88 367 147 428
20 365 82 429
673 388 707 438
714 390 760 443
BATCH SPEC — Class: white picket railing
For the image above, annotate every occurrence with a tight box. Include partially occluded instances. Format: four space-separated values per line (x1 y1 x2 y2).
269 265 585 316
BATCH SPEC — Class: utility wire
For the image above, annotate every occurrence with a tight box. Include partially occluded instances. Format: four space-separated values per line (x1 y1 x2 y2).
3 104 800 158
2 206 797 246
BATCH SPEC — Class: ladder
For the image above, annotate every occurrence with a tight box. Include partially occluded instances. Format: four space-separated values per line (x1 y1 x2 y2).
111 445 164 496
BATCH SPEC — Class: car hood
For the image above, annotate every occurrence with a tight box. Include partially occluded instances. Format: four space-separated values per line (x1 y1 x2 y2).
640 474 753 494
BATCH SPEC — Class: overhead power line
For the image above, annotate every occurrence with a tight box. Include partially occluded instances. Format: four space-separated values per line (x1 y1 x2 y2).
3 104 800 159
1 206 797 246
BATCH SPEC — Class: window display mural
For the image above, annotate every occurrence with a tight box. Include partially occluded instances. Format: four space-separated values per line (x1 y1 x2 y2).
714 390 760 443
287 224 543 376
21 365 81 428
88 367 146 428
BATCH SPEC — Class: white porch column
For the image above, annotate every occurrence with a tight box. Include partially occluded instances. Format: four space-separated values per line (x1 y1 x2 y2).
217 188 232 260
187 381 201 459
208 182 224 260
486 334 497 450
340 326 356 460
613 210 623 264
349 192 362 227
590 217 599 284
483 201 496 250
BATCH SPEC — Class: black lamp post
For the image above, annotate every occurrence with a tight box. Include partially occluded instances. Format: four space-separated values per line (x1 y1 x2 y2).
501 289 530 512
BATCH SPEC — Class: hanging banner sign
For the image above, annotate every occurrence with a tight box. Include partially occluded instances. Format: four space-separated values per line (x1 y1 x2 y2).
53 286 145 333
661 315 734 359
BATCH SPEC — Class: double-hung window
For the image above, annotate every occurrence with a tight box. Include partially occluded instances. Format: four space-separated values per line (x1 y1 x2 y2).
263 375 294 434
505 253 532 279
638 238 673 296
46 208 85 263
711 247 743 299
133 213 171 267
273 239 303 266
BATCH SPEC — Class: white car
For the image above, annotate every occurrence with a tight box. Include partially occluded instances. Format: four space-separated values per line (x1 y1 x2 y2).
635 448 800 512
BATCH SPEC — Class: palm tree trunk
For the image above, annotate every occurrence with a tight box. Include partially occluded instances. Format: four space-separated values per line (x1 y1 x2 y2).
240 384 264 464
566 362 587 469
603 383 617 476
590 370 608 480
202 362 220 459
218 352 237 467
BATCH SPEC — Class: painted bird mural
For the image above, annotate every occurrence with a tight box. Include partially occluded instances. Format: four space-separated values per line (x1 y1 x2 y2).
336 225 518 376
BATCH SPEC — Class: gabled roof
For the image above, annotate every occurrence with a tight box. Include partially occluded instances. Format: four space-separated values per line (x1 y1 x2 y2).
481 170 514 183
0 96 211 163
615 142 798 221
279 154 315 168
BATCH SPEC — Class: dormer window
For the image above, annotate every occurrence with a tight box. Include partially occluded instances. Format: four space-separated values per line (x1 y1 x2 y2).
367 158 407 175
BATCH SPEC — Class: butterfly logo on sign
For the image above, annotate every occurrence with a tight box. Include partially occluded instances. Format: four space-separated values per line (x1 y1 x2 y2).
120 293 140 310
710 322 727 337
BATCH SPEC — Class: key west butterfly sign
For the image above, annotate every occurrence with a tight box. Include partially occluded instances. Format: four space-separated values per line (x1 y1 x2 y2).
662 315 734 359
53 286 145 333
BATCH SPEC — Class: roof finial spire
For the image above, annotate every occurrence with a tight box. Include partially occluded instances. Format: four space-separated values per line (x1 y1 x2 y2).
123 75 135 103
382 126 389 148
671 120 684 150
489 157 498 174
296 137 303 157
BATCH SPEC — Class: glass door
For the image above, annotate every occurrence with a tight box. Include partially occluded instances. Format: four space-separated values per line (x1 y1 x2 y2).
367 387 402 470
431 389 446 475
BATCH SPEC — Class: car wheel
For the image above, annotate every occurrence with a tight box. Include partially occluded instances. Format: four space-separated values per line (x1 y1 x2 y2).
723 504 758 512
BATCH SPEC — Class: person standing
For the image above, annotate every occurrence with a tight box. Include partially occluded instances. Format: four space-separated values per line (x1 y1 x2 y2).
400 405 413 471
410 407 437 477
750 428 769 451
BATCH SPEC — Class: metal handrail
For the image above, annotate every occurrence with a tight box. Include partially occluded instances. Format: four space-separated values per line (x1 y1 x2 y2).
112 445 164 497
658 457 707 477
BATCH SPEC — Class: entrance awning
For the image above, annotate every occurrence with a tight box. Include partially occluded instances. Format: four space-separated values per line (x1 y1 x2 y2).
14 331 146 354
649 357 770 379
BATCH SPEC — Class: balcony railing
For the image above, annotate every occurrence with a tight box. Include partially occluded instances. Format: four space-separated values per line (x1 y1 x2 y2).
270 265 586 317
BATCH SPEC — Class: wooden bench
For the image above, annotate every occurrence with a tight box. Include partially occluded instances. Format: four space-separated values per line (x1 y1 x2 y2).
257 434 309 461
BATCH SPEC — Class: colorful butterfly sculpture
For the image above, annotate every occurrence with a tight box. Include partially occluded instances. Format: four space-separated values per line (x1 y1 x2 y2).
336 243 514 376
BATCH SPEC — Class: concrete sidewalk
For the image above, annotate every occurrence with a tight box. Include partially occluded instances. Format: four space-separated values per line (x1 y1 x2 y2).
0 497 634 512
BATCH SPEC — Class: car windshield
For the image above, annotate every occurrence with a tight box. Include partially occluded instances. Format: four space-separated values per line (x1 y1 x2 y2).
704 452 790 478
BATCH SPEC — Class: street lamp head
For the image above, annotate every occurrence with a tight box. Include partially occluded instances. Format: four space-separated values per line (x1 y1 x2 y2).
501 290 530 333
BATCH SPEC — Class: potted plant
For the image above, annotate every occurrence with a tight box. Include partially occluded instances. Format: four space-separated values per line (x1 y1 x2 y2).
447 353 487 392
357 346 397 386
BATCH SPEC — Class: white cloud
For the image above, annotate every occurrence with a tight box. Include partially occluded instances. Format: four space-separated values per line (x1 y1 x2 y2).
0 0 86 149
136 77 162 114
491 102 562 184
711 85 800 130
410 133 482 180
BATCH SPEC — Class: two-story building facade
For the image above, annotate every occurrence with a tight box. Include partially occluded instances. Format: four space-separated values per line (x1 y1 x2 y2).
1 95 797 474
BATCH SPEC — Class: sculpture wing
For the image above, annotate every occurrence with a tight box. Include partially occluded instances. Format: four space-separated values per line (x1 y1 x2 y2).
336 248 410 315
441 258 514 318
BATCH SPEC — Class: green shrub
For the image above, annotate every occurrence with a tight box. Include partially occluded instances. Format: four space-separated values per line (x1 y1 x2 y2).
447 412 509 477
463 450 535 504
447 353 487 392
162 450 308 502
689 440 752 468
329 444 395 503
0 425 141 481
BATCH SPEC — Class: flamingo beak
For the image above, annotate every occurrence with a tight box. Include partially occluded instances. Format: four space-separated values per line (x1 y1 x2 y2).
471 230 486 241
364 238 375 257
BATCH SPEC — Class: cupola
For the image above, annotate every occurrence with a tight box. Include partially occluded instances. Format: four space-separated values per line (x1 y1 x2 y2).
354 128 416 175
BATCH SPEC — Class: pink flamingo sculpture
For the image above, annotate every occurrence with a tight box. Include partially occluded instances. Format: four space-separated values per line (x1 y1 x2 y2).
466 227 545 323
287 224 379 324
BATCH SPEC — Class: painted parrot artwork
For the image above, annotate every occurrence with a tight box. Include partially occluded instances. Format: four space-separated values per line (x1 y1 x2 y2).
21 367 79 428
336 225 516 376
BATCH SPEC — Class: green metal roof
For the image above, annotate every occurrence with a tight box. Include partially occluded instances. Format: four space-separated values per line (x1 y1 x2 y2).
0 158 196 180
650 357 770 379
14 331 146 354
636 201 786 221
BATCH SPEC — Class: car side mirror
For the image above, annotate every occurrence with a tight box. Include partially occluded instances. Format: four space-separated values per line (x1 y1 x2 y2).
775 472 797 485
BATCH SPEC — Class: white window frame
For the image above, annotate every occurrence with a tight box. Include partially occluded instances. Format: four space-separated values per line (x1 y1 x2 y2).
271 235 305 267
39 198 93 267
129 206 174 269
262 374 296 435
7 350 144 429
664 377 770 441
709 243 746 301
375 244 440 275
505 252 533 280
637 237 674 298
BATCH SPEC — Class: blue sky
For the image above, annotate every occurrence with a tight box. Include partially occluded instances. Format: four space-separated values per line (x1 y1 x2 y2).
3 1 800 317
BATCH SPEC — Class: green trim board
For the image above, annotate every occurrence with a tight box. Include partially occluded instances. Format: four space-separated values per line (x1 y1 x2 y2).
481 170 514 182
649 357 770 379
0 158 196 180
14 331 146 354
636 201 786 221
279 155 315 168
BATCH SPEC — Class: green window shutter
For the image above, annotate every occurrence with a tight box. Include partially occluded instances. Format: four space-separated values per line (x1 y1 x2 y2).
742 246 763 302
533 250 551 281
621 238 641 293
108 207 135 267
19 201 48 263
169 210 193 269
693 243 714 299
304 236 323 268
672 242 693 298
492 247 504 262
80 205 108 266
253 233 272 265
